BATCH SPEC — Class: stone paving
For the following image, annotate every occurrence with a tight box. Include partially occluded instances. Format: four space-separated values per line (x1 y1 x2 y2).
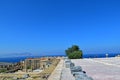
72 58 120 80
48 59 75 80
48 60 63 80
48 57 120 80
60 67 75 80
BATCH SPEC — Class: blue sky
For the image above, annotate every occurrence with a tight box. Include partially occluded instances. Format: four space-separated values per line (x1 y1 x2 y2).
0 0 120 57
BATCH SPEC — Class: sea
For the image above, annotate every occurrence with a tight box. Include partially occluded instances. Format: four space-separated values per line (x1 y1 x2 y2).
0 53 119 63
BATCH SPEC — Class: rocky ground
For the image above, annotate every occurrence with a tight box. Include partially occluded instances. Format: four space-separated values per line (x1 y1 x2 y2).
0 58 60 80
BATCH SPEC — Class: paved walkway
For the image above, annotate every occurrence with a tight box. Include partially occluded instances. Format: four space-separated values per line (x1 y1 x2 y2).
72 58 120 80
48 59 75 80
49 58 120 80
60 67 75 80
48 59 63 80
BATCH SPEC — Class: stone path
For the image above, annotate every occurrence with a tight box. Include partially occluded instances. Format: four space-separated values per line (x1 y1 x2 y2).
48 59 63 80
72 58 120 80
48 57 120 80
60 67 75 80
48 59 75 80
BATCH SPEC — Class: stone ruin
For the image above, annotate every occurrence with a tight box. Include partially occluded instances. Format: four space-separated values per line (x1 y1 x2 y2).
64 58 94 80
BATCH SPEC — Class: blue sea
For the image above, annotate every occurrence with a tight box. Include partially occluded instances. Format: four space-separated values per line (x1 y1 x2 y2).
0 53 119 63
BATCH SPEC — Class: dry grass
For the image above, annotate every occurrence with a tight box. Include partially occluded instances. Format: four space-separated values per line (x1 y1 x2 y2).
0 58 60 80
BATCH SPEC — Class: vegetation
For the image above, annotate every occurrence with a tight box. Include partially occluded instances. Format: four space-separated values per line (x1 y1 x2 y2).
0 69 7 73
65 45 83 59
27 66 31 69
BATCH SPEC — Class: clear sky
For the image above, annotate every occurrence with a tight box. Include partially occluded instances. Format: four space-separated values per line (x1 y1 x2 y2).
0 0 120 57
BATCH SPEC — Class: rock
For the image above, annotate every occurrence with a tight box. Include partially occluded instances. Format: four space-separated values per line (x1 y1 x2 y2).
70 66 82 74
22 74 30 79
70 62 75 69
13 76 18 80
65 59 72 68
73 72 87 77
75 75 94 80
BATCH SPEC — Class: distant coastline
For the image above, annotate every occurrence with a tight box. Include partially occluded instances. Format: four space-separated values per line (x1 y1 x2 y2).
83 53 119 58
0 53 119 63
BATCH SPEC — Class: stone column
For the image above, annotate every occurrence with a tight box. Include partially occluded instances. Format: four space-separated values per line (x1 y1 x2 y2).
24 60 27 72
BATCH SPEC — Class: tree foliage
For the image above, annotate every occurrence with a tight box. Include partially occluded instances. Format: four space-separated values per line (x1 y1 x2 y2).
65 45 83 59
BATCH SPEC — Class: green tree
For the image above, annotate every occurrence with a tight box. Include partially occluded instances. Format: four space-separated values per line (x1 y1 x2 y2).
65 48 72 56
71 45 79 51
65 45 83 59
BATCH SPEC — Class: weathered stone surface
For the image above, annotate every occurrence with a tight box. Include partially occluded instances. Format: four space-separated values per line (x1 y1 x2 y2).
73 72 86 77
48 60 63 80
61 68 75 80
70 62 75 68
75 76 93 80
49 57 120 80
22 74 30 79
71 66 82 74
72 58 120 80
